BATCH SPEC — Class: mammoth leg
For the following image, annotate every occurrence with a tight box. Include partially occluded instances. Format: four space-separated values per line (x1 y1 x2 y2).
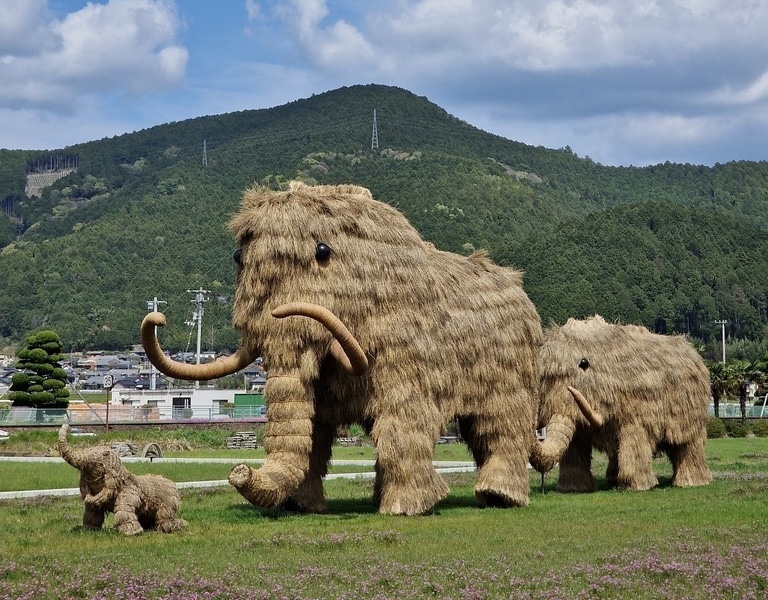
113 489 144 536
668 439 712 487
616 426 657 491
151 485 188 533
463 391 532 508
370 383 448 515
285 420 335 513
154 502 188 533
82 504 106 530
556 430 596 493
605 450 619 488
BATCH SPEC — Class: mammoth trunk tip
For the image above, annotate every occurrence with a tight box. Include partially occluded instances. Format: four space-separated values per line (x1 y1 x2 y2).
529 415 577 474
228 463 296 508
58 423 79 466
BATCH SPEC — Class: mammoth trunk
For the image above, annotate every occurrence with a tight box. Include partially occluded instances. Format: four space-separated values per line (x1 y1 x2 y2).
529 386 604 474
58 424 84 469
228 370 314 507
529 414 577 474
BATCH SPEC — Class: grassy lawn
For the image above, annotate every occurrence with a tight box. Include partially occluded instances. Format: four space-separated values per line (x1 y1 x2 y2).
0 436 767 599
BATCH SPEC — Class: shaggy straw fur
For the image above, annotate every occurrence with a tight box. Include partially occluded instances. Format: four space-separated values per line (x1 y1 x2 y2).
58 424 188 535
529 315 712 492
143 181 543 515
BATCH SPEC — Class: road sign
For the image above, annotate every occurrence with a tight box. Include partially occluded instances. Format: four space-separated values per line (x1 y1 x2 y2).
103 375 114 388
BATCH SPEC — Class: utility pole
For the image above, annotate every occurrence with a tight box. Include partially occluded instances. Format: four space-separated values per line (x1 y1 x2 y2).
145 297 167 390
186 288 210 389
371 109 379 150
715 319 727 364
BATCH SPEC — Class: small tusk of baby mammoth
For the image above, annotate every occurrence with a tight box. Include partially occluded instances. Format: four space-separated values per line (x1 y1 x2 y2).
271 302 369 376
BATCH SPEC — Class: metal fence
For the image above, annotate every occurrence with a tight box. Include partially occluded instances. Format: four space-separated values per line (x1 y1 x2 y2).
0 405 267 426
709 399 768 419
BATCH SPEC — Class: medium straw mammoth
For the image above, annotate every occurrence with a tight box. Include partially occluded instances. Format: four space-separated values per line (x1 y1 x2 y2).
142 181 546 515
529 315 712 492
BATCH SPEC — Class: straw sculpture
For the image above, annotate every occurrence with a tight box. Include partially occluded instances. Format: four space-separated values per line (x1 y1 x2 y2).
58 424 188 535
529 315 712 492
142 181 543 515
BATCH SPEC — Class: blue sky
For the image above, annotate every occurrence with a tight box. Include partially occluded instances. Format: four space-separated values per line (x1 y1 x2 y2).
1 0 768 167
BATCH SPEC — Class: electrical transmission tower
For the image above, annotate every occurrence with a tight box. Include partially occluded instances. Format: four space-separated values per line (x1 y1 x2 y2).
202 139 208 167
186 288 210 388
371 109 379 150
145 296 167 390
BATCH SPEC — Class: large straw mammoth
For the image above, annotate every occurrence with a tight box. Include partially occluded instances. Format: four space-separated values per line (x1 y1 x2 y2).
58 424 188 535
142 181 543 515
529 315 712 492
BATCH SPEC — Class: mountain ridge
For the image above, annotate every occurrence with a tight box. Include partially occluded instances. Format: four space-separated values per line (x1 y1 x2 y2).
1 84 767 359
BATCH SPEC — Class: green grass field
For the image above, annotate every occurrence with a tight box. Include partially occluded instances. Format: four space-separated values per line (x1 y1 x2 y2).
1 436 767 599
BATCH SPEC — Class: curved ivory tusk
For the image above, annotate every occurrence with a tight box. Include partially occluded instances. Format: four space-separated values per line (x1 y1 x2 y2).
567 386 605 428
271 302 369 376
141 312 255 380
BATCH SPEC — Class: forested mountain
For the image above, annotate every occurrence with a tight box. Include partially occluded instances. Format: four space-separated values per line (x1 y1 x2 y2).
1 84 768 359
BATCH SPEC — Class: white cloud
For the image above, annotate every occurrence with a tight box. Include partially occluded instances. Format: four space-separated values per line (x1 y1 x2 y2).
269 0 375 71
0 0 187 110
704 71 768 107
369 0 768 74
245 0 263 21
0 0 58 56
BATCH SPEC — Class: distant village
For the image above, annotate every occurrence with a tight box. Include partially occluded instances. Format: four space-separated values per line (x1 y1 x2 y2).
0 347 267 424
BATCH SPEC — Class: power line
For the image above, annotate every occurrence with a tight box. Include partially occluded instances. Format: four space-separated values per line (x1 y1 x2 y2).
186 288 210 389
145 296 167 390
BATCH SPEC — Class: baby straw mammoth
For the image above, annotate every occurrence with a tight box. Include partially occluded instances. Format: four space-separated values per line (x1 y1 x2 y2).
58 424 188 535
142 181 544 515
530 315 712 492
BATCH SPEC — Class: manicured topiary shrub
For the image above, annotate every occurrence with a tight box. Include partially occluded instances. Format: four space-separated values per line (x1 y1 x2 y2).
706 417 727 439
726 421 749 438
751 419 768 437
9 330 70 411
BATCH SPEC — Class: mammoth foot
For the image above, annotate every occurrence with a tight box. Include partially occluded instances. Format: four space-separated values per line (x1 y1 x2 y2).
556 467 597 493
280 497 326 514
474 485 529 508
377 471 449 516
116 519 144 536
474 459 530 508
156 517 189 533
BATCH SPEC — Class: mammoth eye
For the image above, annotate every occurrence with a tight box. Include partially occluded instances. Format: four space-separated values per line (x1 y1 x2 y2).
579 358 590 371
315 242 332 261
233 248 242 265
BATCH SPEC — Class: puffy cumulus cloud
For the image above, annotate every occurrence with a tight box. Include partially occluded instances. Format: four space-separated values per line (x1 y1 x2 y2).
0 0 59 56
365 0 768 77
266 0 375 72
0 0 188 111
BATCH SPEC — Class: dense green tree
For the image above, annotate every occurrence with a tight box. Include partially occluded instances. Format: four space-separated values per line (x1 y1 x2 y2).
8 330 70 416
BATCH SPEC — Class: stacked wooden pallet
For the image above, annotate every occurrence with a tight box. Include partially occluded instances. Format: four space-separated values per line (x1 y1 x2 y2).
225 431 262 450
